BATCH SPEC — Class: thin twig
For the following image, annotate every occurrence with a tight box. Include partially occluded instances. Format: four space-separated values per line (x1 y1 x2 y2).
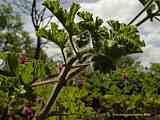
32 79 59 87
69 34 78 55
44 15 53 28
42 15 53 21
61 48 67 65
136 10 160 26
128 0 154 25
66 65 87 80
31 63 91 87
39 8 46 26
155 16 160 22
31 0 36 28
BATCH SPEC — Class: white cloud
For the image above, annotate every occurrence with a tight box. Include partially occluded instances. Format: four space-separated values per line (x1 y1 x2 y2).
42 43 62 61
142 32 160 47
80 0 141 23
138 47 160 66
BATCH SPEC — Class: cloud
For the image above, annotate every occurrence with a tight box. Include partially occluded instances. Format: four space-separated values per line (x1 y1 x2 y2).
137 32 160 66
138 47 160 66
42 42 63 62
142 32 160 47
80 0 141 22
139 21 160 35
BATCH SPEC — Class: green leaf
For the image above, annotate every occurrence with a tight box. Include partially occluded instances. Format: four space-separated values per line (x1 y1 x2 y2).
78 11 93 21
69 2 80 22
38 22 67 49
21 63 33 84
37 28 50 40
7 53 19 73
43 0 67 29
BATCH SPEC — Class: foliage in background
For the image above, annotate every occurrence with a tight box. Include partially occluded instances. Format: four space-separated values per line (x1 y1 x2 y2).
83 59 160 119
0 3 32 54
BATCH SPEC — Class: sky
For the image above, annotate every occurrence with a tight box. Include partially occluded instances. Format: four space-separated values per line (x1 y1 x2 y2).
23 0 160 65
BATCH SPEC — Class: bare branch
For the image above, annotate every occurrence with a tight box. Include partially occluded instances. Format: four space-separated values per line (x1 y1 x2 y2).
69 34 78 55
155 16 160 22
66 65 87 80
128 0 154 25
43 15 53 28
136 10 160 26
32 79 59 87
61 48 67 65
31 0 36 28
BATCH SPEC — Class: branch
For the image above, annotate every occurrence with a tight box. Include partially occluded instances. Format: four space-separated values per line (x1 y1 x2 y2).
34 36 41 60
31 64 91 87
32 79 59 87
43 15 53 28
38 65 70 120
31 0 47 60
136 10 160 26
67 48 95 66
38 8 46 26
61 48 67 65
155 16 160 22
71 63 91 68
69 34 78 55
128 0 154 25
32 73 59 87
38 49 94 120
66 65 87 80
31 0 36 28
42 15 53 21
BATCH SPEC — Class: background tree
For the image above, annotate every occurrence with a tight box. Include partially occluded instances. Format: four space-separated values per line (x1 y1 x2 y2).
0 3 32 54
